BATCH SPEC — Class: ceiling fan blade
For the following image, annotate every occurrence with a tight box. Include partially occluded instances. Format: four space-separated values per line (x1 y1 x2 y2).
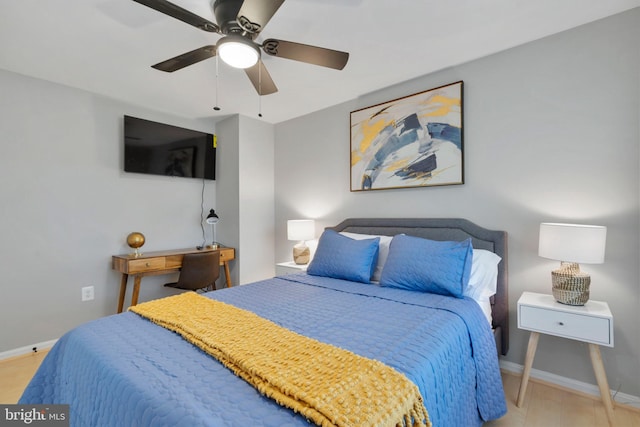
152 45 217 72
236 0 285 34
132 0 220 33
244 60 278 95
261 39 349 70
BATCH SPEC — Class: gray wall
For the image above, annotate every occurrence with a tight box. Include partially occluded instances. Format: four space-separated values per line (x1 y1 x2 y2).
274 10 640 397
0 70 217 352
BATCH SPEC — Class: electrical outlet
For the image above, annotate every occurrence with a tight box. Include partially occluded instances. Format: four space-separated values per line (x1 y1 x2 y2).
81 286 94 302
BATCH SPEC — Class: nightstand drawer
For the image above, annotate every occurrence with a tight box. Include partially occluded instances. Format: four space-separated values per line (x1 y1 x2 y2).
519 305 611 345
276 261 308 276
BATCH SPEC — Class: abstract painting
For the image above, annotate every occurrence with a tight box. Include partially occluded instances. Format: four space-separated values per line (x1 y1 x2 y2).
350 81 463 191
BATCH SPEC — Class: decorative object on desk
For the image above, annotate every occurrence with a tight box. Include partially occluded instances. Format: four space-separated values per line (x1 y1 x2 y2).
126 232 145 257
287 219 315 265
538 222 607 305
206 209 220 249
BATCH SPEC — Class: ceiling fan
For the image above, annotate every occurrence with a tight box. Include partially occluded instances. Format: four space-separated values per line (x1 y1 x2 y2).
132 0 350 95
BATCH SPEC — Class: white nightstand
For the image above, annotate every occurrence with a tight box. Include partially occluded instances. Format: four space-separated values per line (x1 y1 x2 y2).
275 261 308 276
516 292 615 425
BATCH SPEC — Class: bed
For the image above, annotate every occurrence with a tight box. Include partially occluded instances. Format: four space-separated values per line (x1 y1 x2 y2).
20 218 508 426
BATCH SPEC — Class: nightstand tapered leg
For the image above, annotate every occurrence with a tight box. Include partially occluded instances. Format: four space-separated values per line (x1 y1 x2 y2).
588 344 615 426
517 331 540 407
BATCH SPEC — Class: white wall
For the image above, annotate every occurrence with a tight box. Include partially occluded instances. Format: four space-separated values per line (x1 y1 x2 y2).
216 114 275 285
0 70 217 352
214 115 241 285
237 115 275 284
274 10 640 397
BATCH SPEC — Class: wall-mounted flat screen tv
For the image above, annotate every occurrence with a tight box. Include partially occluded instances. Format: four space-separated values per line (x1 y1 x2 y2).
124 115 216 180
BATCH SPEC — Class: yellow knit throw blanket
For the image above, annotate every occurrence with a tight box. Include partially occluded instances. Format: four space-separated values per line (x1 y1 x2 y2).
130 292 430 427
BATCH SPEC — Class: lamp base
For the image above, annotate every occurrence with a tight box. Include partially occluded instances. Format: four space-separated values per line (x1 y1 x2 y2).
293 243 310 265
551 262 590 305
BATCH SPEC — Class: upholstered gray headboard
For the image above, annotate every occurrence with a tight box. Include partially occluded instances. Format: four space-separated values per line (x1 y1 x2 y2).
328 218 509 356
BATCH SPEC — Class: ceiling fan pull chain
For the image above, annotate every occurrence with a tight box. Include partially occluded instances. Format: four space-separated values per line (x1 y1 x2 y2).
258 63 263 118
213 55 221 111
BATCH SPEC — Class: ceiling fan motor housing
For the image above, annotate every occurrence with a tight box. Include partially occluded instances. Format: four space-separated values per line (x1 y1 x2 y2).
212 0 255 36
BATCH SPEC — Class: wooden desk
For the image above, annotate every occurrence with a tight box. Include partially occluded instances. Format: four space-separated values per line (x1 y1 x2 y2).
112 247 235 313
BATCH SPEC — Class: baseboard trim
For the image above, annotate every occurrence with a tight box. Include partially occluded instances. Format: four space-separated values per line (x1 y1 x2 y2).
0 339 58 361
500 360 640 410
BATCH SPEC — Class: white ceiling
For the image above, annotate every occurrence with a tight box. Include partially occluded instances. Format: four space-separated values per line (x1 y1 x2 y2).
1 0 639 124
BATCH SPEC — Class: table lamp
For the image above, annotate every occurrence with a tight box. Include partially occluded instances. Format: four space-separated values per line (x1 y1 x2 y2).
206 209 220 249
287 219 315 265
538 222 607 305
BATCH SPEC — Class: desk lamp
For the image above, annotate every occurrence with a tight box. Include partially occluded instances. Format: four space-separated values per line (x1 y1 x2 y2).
206 209 220 249
287 219 315 265
538 222 607 305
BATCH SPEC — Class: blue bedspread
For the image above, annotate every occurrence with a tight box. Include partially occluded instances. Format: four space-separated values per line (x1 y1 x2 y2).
20 274 506 426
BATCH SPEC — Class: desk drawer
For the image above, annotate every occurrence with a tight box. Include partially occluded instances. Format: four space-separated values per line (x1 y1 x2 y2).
519 305 611 346
128 257 166 273
219 248 234 262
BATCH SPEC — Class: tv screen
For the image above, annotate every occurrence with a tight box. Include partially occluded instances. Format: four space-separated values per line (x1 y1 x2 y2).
124 115 216 180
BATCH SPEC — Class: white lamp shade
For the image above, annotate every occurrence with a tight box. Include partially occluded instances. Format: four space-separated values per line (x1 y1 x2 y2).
287 220 315 241
538 222 607 264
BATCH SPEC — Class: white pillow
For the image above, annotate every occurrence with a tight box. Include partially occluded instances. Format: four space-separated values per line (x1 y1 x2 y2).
339 232 395 282
464 249 501 325
477 299 493 327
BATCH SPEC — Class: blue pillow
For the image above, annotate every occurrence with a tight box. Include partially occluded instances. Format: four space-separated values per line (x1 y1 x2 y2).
307 230 380 283
379 235 473 298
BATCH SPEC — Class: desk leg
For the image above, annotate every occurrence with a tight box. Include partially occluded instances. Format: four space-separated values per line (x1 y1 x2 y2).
130 275 142 307
589 344 616 426
517 331 540 407
223 261 232 287
117 274 128 314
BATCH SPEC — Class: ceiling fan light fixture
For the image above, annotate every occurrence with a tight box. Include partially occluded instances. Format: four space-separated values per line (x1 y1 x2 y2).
217 36 259 69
